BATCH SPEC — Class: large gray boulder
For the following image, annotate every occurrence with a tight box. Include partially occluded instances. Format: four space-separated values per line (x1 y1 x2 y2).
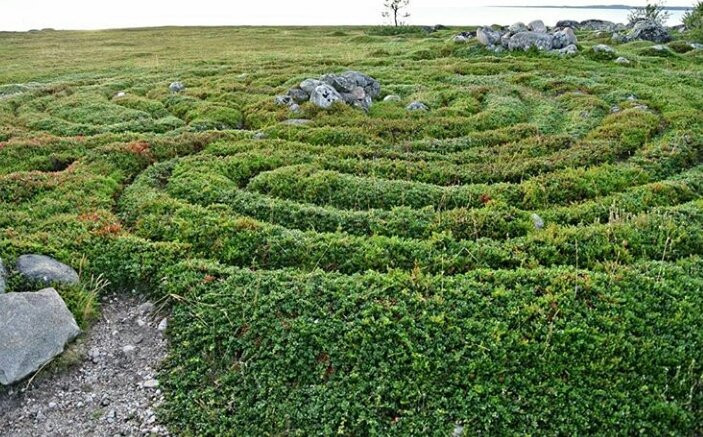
527 20 547 33
553 27 577 49
0 288 80 385
338 70 381 98
626 19 671 43
476 27 503 47
300 79 323 94
508 31 555 51
287 87 310 103
341 86 372 112
509 22 528 34
321 73 357 94
557 44 579 56
310 84 343 109
556 20 580 29
16 254 79 286
579 19 620 32
0 258 6 294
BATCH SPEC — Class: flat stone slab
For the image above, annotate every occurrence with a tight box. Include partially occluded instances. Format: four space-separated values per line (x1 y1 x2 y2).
16 254 79 286
0 288 80 385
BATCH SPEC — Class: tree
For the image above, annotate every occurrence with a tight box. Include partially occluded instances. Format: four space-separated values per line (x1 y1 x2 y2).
382 0 410 27
683 1 703 41
628 1 671 26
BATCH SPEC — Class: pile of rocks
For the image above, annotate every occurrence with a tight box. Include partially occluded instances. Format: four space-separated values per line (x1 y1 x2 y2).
612 19 671 43
556 19 627 33
0 254 81 386
475 20 578 55
275 71 381 112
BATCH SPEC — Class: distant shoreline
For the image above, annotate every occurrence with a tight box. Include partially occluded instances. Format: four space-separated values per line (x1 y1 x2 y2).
497 5 692 10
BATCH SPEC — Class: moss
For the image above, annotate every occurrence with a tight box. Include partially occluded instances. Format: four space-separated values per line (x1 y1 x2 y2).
2 25 703 435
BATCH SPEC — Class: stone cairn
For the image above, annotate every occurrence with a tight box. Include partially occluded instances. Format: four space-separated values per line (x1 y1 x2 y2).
275 71 381 112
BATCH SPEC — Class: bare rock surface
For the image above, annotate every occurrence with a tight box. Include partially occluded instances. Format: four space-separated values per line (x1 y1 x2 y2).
0 288 80 386
16 255 79 286
0 293 170 436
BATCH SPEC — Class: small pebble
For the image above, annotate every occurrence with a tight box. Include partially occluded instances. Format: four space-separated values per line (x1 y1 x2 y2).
143 379 159 389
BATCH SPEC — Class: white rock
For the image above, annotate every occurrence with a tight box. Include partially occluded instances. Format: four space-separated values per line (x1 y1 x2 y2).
309 83 342 109
143 379 159 389
157 318 168 332
527 19 547 33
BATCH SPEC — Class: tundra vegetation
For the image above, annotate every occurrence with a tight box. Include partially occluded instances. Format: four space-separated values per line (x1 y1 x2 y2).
1 24 703 435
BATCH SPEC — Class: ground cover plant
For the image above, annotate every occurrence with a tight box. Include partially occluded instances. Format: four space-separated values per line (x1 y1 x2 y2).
1 25 703 435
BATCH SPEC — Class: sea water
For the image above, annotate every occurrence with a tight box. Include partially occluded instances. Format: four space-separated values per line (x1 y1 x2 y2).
413 6 687 26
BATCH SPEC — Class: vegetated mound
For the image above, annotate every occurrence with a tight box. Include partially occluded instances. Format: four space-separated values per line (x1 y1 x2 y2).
1 25 703 435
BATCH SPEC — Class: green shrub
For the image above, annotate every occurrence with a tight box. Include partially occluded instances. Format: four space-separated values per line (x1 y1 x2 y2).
684 1 703 42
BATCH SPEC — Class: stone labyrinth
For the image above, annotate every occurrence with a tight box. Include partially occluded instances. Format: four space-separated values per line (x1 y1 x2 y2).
1 26 703 434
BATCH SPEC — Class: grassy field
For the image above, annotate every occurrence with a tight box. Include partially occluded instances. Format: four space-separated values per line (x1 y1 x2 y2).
2 25 703 434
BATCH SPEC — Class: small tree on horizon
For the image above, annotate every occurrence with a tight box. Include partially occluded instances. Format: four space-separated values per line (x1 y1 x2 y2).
382 0 410 27
628 0 671 26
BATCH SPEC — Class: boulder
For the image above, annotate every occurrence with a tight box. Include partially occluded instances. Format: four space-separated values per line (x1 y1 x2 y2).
337 71 381 98
500 33 512 49
383 94 401 102
0 258 6 294
168 81 185 93
579 19 619 32
0 288 80 385
300 79 323 94
341 86 372 111
509 22 528 33
321 73 357 94
527 20 547 33
310 83 343 109
406 101 429 111
476 27 502 47
287 87 310 103
508 31 554 51
556 20 580 29
626 19 671 43
611 32 628 44
553 27 577 49
274 95 294 106
16 254 79 286
615 56 631 64
557 44 579 56
453 35 469 43
593 44 616 54
691 43 703 50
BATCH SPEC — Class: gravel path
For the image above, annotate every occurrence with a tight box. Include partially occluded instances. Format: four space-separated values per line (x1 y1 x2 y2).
0 293 170 436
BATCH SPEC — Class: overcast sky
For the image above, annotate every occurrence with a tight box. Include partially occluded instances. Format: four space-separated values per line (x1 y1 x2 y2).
0 1 694 31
